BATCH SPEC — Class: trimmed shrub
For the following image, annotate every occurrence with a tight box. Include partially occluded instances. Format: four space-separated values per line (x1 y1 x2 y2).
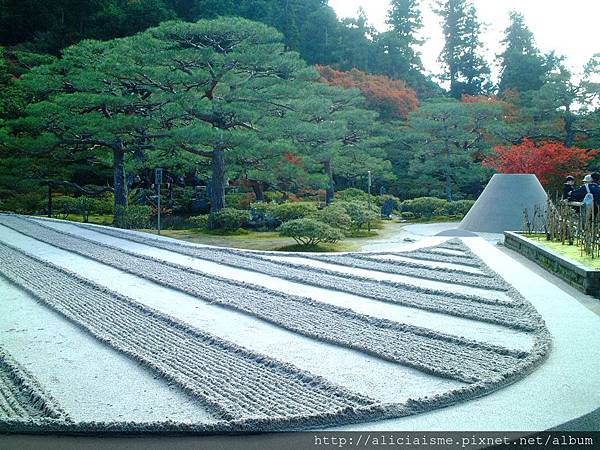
272 202 318 223
400 211 415 220
52 196 79 219
446 199 475 216
94 193 114 215
264 191 284 202
208 207 250 231
335 188 370 202
310 204 352 232
2 192 45 214
114 205 152 229
224 192 255 210
278 218 344 246
400 197 449 218
336 201 380 231
187 215 209 230
248 202 278 229
74 196 99 223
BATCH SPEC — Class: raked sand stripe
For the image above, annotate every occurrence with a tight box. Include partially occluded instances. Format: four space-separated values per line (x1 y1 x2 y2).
364 253 484 274
287 253 506 292
256 254 510 302
25 217 537 322
0 349 67 421
0 242 377 426
0 217 531 382
3 215 538 331
1 223 534 352
33 217 507 294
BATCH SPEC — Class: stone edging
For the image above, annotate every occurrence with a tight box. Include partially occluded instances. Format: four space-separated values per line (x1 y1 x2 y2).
504 231 600 298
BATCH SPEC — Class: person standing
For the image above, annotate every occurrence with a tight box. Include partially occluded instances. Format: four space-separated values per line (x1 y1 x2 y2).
569 172 600 218
563 175 575 200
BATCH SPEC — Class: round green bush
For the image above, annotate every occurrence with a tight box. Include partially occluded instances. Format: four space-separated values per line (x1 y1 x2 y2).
278 218 344 246
52 196 79 219
335 188 370 202
188 214 209 230
272 202 318 223
400 197 449 218
335 201 380 231
249 202 278 229
310 204 352 231
208 207 251 231
446 199 475 216
114 205 152 229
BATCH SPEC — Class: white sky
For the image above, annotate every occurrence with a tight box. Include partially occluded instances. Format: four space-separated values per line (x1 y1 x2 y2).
329 0 600 81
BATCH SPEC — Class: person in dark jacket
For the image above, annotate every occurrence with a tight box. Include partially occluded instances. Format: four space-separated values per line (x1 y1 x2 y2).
563 175 575 199
568 172 600 205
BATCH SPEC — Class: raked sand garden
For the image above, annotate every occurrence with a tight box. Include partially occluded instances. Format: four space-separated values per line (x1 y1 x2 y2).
2 213 598 435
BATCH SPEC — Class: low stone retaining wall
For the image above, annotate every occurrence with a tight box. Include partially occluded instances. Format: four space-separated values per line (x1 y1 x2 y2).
504 231 600 298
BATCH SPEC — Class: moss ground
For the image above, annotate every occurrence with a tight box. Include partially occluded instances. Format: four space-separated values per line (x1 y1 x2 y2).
524 234 600 270
143 220 403 252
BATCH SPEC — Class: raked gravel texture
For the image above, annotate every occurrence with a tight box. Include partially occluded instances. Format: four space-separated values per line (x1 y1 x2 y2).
0 214 552 433
55 219 504 291
0 349 67 422
19 216 540 330
0 216 531 381
0 242 380 432
293 251 504 291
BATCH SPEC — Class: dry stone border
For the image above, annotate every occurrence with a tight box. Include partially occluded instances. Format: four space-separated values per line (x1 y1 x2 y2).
0 216 533 378
0 348 67 421
2 216 539 330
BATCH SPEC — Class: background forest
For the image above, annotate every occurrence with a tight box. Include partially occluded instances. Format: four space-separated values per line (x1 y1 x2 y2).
0 0 599 240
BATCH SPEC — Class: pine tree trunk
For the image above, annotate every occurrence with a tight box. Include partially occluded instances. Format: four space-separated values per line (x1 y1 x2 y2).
210 148 226 213
325 159 335 205
564 113 575 148
250 180 265 202
113 142 128 227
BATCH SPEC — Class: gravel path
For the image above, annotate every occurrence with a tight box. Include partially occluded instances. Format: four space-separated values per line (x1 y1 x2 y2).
0 349 67 421
0 216 532 381
15 216 542 331
0 242 379 427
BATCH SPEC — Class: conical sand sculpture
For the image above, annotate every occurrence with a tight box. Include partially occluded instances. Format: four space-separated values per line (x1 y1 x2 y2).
458 174 547 233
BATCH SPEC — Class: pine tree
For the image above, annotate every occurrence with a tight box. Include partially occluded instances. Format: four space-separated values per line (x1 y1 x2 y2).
436 0 490 98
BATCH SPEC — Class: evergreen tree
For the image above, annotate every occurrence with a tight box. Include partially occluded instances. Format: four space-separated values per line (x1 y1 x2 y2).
497 11 556 93
382 0 424 77
406 98 503 200
436 0 490 98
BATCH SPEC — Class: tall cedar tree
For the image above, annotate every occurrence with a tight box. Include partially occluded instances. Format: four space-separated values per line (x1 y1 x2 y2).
497 11 555 94
436 0 490 98
377 0 424 82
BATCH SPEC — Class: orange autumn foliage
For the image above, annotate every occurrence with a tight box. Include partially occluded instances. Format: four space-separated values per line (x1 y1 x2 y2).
483 139 599 189
315 65 418 120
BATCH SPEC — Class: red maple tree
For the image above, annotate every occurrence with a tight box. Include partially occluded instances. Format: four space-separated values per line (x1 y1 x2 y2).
315 65 418 120
483 139 599 189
